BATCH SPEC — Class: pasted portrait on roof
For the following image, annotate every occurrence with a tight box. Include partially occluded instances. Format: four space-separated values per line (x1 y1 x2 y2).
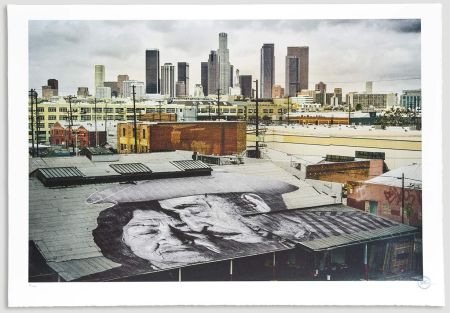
87 172 299 272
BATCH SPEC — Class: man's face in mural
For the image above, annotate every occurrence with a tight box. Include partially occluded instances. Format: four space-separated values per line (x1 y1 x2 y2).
122 193 270 266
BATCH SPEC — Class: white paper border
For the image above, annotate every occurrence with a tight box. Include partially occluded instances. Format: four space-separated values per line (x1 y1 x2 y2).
7 4 443 307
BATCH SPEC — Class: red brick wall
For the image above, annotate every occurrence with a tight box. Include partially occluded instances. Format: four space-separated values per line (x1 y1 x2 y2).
149 122 246 155
347 182 422 227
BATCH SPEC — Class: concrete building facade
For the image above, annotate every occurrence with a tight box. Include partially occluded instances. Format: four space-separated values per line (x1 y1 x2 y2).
161 63 175 98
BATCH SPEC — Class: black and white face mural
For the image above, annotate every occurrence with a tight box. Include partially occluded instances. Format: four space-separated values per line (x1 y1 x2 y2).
88 173 299 271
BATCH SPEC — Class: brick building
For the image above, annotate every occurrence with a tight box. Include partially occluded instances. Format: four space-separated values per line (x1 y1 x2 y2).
117 121 247 155
347 164 422 227
49 122 107 148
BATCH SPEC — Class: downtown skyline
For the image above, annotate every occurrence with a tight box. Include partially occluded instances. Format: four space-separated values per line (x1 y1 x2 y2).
29 19 421 97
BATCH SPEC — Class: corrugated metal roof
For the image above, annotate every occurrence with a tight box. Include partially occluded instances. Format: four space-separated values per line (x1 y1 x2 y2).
171 160 211 171
366 163 421 189
300 224 416 251
37 167 84 179
247 204 417 251
110 163 152 175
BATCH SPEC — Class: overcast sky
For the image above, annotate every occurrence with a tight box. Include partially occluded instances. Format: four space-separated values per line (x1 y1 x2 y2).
29 19 421 96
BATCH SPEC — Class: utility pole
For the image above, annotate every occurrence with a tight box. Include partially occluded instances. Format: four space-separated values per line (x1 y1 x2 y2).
401 173 405 224
29 89 35 157
94 98 98 146
65 95 76 155
287 96 290 126
254 79 259 159
34 90 39 157
348 101 351 126
132 85 138 153
217 88 221 120
208 101 211 120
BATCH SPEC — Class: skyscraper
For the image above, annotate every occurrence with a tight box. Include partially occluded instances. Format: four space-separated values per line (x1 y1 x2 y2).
161 63 175 97
260 43 275 99
229 65 234 88
286 46 309 92
239 75 252 98
207 50 219 96
95 65 105 91
218 32 231 95
146 49 160 94
366 81 373 94
201 62 208 97
176 81 186 97
315 81 327 105
285 55 299 97
47 79 58 92
177 62 189 96
117 74 129 96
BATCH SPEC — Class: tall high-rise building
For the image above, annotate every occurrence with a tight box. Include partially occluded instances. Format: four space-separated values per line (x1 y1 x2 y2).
260 43 275 99
285 55 299 97
117 74 129 96
176 81 186 97
47 79 58 93
218 32 231 95
366 81 373 94
229 65 234 88
239 75 252 98
315 81 326 105
201 62 208 97
123 80 145 99
207 51 219 96
95 86 111 99
161 63 175 97
334 87 343 105
193 84 205 98
104 82 119 97
286 46 309 92
146 49 160 94
95 65 105 90
177 62 189 96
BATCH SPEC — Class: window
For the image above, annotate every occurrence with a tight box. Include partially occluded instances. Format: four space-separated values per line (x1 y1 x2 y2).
81 115 91 121
48 107 57 112
263 109 269 113
59 107 67 112
104 108 113 113
48 123 54 128
230 109 236 113
48 115 57 120
269 109 273 113
115 108 124 113
278 109 282 113
127 108 135 113
142 129 146 139
37 107 44 112
122 128 126 136
146 108 155 113
166 108 175 113
223 108 230 113
238 109 244 113
81 108 91 114
94 108 102 113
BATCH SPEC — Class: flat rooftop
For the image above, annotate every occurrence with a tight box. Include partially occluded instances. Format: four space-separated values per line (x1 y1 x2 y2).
29 152 416 282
